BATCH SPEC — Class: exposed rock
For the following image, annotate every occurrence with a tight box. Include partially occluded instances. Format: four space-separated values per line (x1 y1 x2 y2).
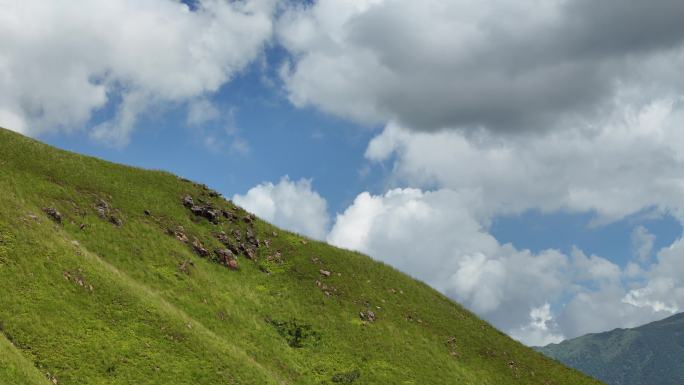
319 269 331 278
272 231 278 237
144 209 151 216
215 249 234 266
190 205 204 216
169 226 189 243
93 199 122 226
221 209 237 221
359 310 376 322
109 215 123 226
232 229 242 241
203 208 220 223
192 237 210 257
242 215 253 225
182 195 194 208
227 259 238 270
63 268 93 292
227 242 240 256
94 199 109 218
216 231 230 245
187 201 220 224
245 247 256 260
245 230 259 248
42 207 62 223
266 251 283 264
263 239 271 248
315 280 337 296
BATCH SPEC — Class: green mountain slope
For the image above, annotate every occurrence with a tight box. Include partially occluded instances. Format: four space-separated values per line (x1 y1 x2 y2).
0 127 600 384
537 313 684 385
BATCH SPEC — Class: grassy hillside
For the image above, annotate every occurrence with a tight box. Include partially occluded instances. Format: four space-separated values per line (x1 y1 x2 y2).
0 127 600 384
537 313 684 385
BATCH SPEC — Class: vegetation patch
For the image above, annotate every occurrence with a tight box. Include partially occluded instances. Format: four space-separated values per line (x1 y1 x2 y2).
331 369 361 384
267 318 321 348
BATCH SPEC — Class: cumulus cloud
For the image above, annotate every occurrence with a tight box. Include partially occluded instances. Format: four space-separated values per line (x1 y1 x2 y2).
510 304 565 347
0 0 276 144
278 0 684 133
365 99 684 225
327 188 575 342
325 185 679 343
621 238 684 315
233 176 329 240
321 95 684 343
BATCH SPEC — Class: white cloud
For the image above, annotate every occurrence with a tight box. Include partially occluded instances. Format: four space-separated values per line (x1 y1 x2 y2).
325 186 678 342
233 176 329 240
556 286 671 338
324 98 684 343
277 0 684 133
631 225 656 262
0 0 276 144
510 304 565 347
365 98 684 225
571 247 622 285
327 187 574 341
187 98 221 126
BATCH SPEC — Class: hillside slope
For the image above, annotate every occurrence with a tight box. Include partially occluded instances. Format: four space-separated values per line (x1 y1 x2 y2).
0 127 600 384
537 313 684 385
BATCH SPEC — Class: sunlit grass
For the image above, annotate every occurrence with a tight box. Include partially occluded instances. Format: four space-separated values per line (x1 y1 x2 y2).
0 127 601 384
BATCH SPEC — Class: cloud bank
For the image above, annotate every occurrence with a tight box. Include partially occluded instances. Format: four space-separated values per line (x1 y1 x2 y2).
0 0 276 144
278 0 684 133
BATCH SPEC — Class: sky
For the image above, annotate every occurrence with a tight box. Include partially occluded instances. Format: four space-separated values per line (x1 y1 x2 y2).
2 0 684 346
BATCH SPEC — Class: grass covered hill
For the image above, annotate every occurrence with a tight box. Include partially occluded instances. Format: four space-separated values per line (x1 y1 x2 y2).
0 127 600 384
537 312 684 385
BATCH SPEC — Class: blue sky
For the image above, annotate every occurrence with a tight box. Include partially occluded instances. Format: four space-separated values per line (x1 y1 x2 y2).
39 45 381 215
4 0 684 346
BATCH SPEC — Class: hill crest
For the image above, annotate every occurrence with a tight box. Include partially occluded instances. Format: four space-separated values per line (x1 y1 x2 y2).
0 127 600 384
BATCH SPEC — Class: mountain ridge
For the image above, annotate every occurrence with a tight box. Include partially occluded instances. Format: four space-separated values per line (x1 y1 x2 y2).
537 312 684 385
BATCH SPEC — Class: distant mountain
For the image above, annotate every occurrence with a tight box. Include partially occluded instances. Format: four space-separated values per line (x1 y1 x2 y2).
0 126 599 384
537 313 684 385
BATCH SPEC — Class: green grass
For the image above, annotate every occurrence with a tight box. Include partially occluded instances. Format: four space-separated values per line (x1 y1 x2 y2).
0 127 601 384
